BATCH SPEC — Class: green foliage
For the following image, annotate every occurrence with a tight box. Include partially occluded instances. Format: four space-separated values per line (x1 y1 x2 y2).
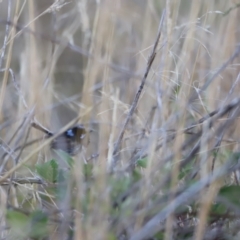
29 211 48 238
210 202 228 216
107 233 117 240
7 210 29 239
7 210 48 239
173 84 181 98
36 159 58 183
218 185 240 206
136 157 148 168
229 152 240 166
132 168 142 182
110 175 132 201
209 185 240 223
154 232 164 240
83 163 94 179
53 149 74 168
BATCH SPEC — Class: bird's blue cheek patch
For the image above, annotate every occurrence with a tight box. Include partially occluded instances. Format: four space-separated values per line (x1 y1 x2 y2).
66 129 74 137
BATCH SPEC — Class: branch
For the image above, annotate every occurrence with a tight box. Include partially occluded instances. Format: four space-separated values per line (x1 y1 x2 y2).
111 9 166 170
189 45 240 102
0 177 46 185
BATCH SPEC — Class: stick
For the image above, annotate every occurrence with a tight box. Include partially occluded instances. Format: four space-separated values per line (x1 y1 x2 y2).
111 10 166 170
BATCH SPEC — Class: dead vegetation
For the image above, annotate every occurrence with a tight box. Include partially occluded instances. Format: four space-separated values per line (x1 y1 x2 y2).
1 1 240 239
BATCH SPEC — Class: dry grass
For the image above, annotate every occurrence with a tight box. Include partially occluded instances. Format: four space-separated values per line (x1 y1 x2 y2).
1 1 240 239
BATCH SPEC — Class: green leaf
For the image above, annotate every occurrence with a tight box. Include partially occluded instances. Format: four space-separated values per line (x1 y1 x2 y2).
132 169 142 182
136 158 147 168
154 232 164 240
84 163 93 179
29 211 48 238
36 159 59 183
229 152 240 166
173 83 181 96
50 159 58 182
110 176 131 200
218 185 240 206
210 202 228 215
53 149 74 168
7 210 30 239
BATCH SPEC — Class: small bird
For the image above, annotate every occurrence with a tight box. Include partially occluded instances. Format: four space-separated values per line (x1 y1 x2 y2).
31 122 86 156
51 125 86 156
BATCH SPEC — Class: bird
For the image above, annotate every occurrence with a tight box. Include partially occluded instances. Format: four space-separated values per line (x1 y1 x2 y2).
51 125 86 156
31 121 86 156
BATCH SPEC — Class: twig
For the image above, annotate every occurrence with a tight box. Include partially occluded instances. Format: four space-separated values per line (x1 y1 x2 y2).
211 113 229 172
189 44 240 102
31 121 53 136
223 3 240 16
185 97 240 132
1 177 45 185
0 0 12 68
111 10 166 170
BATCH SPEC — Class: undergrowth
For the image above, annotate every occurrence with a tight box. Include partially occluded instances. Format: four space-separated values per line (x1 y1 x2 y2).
0 1 240 240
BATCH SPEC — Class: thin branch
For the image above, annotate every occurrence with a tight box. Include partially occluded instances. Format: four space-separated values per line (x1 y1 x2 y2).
185 97 240 132
223 3 240 16
189 44 240 102
1 177 46 185
0 0 12 68
31 121 53 136
111 10 166 170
